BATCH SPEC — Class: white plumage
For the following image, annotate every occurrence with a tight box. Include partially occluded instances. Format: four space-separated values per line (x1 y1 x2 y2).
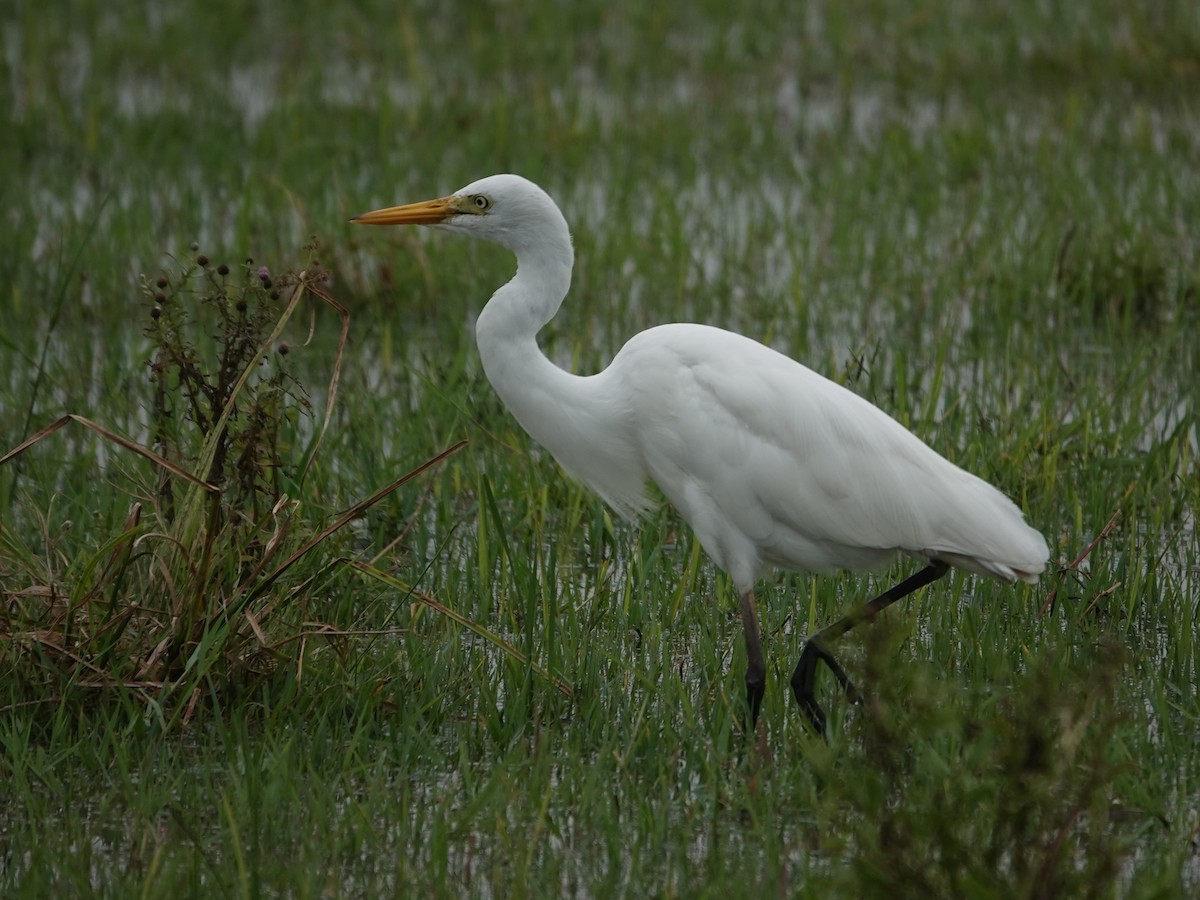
354 173 1049 733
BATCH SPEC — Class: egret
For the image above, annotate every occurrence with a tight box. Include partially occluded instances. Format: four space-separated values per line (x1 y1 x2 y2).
353 174 1049 733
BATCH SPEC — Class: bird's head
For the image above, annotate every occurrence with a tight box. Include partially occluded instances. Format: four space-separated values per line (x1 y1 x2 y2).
352 173 570 258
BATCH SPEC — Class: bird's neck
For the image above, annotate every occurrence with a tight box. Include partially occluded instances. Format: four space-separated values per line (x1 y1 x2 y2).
472 235 650 520
477 236 573 347
474 240 577 421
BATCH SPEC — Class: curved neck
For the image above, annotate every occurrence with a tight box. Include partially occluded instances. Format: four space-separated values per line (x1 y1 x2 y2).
474 240 578 429
476 234 572 347
471 231 650 520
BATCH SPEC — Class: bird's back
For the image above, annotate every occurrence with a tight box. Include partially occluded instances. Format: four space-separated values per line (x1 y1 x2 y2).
607 323 1048 591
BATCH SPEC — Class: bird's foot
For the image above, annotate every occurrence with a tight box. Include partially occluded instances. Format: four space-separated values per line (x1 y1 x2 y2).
791 639 858 736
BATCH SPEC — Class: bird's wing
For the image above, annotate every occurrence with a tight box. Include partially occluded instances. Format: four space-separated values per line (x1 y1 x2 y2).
615 324 1046 581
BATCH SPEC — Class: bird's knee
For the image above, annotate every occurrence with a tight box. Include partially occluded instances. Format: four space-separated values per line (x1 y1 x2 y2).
791 640 820 686
745 662 766 688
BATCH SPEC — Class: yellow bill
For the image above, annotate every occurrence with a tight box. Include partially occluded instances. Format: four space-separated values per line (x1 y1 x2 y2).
351 196 458 226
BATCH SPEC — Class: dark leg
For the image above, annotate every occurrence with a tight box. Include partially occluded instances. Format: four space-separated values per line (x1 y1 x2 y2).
739 589 766 730
791 561 950 734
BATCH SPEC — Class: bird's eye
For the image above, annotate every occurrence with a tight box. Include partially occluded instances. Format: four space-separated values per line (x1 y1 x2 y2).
471 194 491 211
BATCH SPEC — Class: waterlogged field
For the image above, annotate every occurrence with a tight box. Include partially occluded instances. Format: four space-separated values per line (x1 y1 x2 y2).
2 1 1198 896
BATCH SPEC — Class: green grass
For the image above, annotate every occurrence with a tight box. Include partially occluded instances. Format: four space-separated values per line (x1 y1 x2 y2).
2 0 1199 896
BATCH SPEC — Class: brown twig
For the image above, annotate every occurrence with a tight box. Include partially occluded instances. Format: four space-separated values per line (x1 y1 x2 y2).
0 414 218 492
1040 507 1122 618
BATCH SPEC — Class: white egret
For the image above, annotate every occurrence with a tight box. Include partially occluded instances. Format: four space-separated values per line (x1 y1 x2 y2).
353 174 1049 733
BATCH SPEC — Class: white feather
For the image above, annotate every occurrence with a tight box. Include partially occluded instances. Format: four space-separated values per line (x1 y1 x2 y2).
363 173 1049 596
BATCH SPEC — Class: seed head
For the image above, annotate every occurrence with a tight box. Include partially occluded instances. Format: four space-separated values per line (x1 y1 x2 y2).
156 276 169 289
217 263 230 276
151 306 163 319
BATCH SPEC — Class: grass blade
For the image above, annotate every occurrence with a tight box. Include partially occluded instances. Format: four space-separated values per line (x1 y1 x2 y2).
344 558 574 699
